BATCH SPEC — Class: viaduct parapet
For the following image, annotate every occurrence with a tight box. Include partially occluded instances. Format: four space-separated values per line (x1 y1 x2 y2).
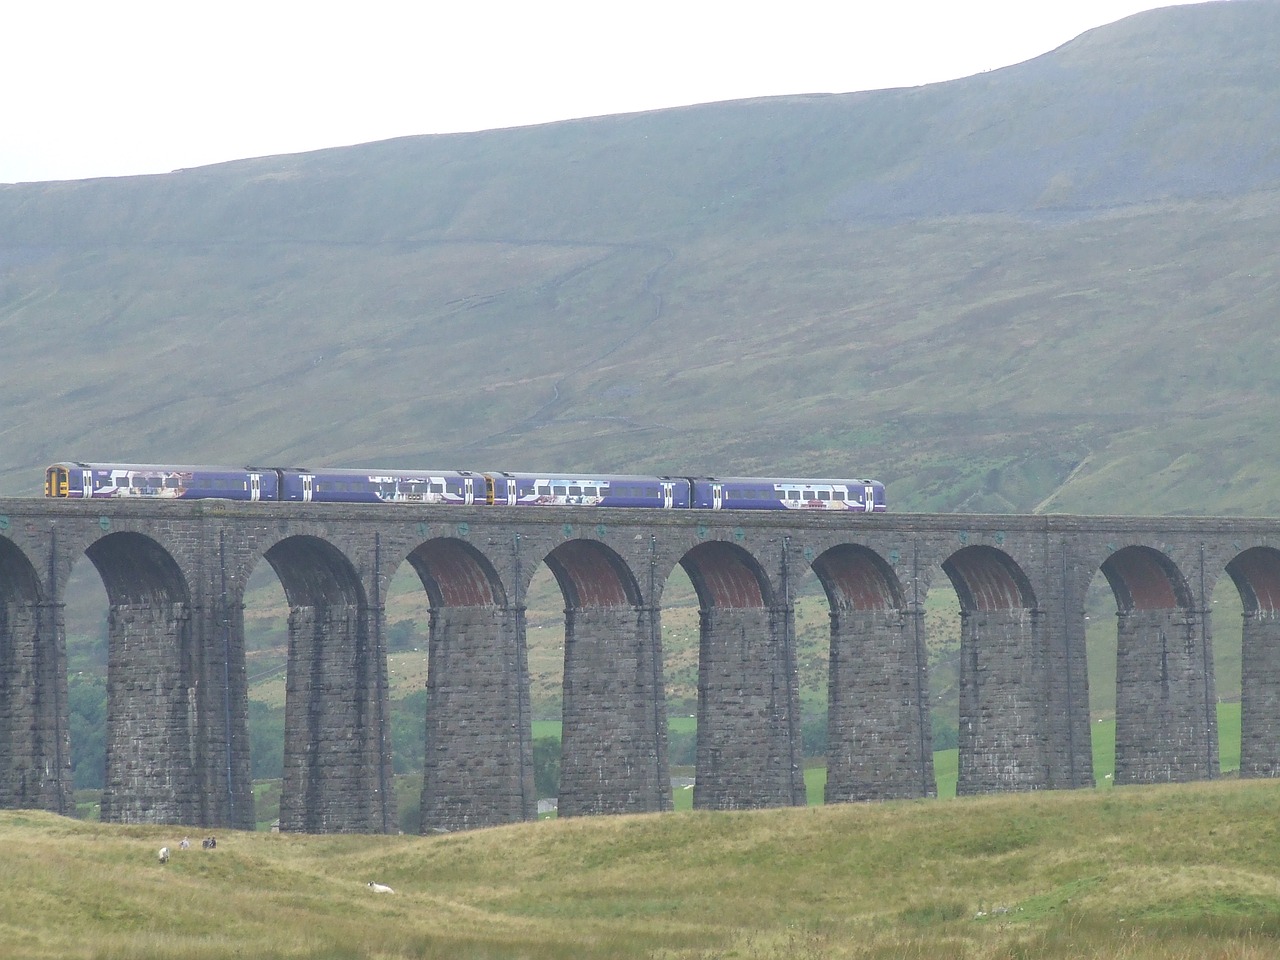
2 499 1279 832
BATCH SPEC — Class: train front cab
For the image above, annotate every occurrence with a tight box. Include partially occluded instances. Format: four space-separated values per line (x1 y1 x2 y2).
45 463 72 497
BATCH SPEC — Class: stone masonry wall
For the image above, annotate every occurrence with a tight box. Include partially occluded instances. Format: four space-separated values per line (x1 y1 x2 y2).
100 601 198 823
694 605 804 810
558 604 671 817
1241 613 1280 776
826 607 933 801
957 607 1051 795
422 604 534 831
1115 607 1218 784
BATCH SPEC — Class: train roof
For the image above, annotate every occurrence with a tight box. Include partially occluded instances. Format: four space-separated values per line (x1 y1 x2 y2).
50 461 258 474
697 476 882 485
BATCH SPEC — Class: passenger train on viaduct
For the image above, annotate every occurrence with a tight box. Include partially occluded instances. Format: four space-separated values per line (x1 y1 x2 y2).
45 462 887 512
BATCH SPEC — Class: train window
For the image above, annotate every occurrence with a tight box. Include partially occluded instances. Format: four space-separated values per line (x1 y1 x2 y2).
833 490 846 500
583 487 597 497
786 490 800 500
430 483 444 494
553 485 567 496
818 490 830 500
537 485 551 496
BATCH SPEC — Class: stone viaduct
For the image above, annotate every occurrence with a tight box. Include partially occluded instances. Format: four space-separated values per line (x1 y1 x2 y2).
2 497 1280 833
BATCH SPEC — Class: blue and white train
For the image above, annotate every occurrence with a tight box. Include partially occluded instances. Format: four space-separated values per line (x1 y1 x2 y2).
44 462 887 512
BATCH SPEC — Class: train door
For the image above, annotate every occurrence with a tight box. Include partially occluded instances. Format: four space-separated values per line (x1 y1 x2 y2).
661 481 674 509
301 474 314 502
249 473 262 501
712 483 723 509
81 470 93 499
464 476 475 505
864 484 876 512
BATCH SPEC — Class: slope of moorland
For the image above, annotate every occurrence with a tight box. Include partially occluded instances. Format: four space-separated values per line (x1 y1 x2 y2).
4 779 1280 959
2 2 1280 515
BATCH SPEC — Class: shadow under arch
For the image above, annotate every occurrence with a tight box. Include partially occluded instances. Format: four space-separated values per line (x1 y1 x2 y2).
83 532 204 825
679 539 804 811
264 534 392 834
541 538 668 819
942 544 1054 795
409 537 534 833
1099 545 1216 785
0 538 70 813
812 544 932 802
1226 546 1280 776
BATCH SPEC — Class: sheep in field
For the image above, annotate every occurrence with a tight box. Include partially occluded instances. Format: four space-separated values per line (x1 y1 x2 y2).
367 882 394 894
158 846 170 864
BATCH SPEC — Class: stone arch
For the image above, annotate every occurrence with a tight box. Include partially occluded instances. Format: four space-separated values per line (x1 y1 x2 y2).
0 538 69 813
680 540 802 810
811 543 904 612
681 540 774 609
408 537 506 608
264 534 366 609
86 531 190 608
545 539 641 608
84 532 199 824
943 544 1037 613
540 539 665 818
1226 546 1280 776
1226 547 1280 618
264 535 391 833
0 538 41 603
942 545 1048 794
1100 545 1194 613
814 544 931 802
1099 545 1215 784
411 537 532 832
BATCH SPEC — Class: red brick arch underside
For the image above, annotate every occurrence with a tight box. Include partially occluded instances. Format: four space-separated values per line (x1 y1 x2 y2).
408 538 505 608
1100 545 1192 612
811 544 903 612
680 541 772 609
943 545 1036 612
1226 546 1280 616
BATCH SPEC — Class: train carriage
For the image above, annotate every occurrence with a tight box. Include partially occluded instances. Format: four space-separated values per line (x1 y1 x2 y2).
690 477 886 511
44 462 280 500
485 472 693 508
280 468 481 504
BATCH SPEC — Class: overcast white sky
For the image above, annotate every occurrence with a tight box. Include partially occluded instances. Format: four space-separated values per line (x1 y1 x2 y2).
1 1 1208 185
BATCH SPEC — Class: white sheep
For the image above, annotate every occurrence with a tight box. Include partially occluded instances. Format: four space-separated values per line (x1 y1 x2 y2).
367 881 394 894
158 846 170 863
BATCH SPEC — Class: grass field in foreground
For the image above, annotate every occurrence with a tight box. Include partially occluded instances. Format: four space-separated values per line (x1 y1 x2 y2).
4 776 1280 960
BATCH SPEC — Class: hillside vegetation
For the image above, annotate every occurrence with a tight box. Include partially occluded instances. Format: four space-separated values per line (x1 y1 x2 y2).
4 779 1280 959
3 2 1280 515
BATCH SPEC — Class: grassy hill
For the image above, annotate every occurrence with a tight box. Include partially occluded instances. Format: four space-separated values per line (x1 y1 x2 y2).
5 778 1280 959
2 2 1280 516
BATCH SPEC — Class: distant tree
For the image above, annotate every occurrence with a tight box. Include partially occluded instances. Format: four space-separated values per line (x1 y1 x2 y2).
386 619 418 653
533 736 561 798
67 674 106 789
391 689 428 774
801 713 827 758
667 728 697 766
931 713 959 751
248 701 284 780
